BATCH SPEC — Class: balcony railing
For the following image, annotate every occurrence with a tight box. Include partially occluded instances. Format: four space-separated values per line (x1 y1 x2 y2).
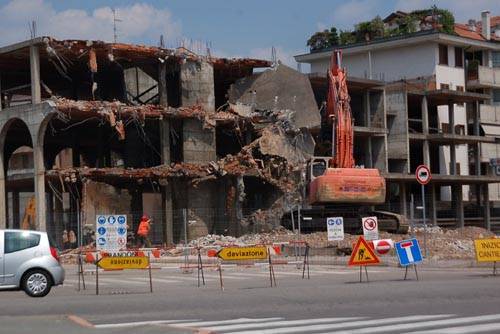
467 65 500 88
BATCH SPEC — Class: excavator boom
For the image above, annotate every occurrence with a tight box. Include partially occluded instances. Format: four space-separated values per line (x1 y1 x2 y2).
309 50 386 205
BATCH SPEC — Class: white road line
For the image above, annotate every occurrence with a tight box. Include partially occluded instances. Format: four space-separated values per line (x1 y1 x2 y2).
225 315 452 334
63 279 108 286
94 319 197 329
173 318 284 327
203 317 364 332
405 321 500 334
332 314 500 334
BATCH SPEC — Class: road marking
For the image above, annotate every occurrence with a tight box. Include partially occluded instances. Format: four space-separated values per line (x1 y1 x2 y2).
203 274 247 280
405 321 500 334
331 314 500 334
224 315 452 334
203 317 364 332
173 318 284 327
94 319 197 329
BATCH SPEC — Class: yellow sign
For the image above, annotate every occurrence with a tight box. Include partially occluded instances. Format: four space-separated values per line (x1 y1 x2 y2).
97 256 150 269
474 239 500 262
348 237 380 266
217 246 268 261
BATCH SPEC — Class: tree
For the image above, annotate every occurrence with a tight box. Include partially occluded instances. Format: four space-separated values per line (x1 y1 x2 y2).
339 30 356 45
306 27 340 51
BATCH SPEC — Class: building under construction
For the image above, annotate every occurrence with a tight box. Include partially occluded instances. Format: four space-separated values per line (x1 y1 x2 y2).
0 36 498 248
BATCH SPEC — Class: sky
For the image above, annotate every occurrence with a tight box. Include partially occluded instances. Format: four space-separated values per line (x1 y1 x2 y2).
0 0 499 67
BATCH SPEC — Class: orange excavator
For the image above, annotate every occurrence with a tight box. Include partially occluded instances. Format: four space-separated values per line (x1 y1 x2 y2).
295 50 407 233
309 50 385 205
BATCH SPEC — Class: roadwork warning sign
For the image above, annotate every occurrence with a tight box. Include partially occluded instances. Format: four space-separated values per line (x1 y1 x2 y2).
474 239 500 262
97 256 149 270
217 246 268 261
348 236 380 266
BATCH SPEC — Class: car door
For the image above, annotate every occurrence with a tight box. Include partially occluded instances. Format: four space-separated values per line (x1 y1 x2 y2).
0 230 4 284
3 231 41 285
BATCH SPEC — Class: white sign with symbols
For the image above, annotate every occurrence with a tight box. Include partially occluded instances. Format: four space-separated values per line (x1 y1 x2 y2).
362 216 379 241
96 214 128 251
327 217 344 241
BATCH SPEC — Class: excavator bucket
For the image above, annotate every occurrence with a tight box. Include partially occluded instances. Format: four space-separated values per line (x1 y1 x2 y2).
309 168 386 204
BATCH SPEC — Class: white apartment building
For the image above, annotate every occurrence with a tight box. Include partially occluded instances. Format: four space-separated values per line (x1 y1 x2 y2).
296 11 500 205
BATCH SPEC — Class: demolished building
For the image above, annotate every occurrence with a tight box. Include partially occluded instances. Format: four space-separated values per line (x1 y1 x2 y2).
0 37 321 246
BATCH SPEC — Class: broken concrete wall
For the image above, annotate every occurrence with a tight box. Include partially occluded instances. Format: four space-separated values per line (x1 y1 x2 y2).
81 181 132 231
180 60 215 112
183 118 216 164
186 181 217 240
124 67 159 104
228 64 321 130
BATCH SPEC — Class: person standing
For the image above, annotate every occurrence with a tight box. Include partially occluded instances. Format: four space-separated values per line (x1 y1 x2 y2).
136 215 152 248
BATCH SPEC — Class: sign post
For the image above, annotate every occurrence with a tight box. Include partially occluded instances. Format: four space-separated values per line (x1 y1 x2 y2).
348 236 380 283
395 238 423 280
415 165 431 258
362 217 379 241
474 238 500 276
96 214 127 251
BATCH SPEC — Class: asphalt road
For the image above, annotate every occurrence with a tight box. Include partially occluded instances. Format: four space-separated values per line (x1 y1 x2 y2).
1 263 500 333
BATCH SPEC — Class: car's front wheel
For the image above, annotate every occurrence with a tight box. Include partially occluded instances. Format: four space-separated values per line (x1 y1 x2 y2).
22 270 52 297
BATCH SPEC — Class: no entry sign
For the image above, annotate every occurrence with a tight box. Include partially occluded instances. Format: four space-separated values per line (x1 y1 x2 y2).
373 239 394 255
416 165 431 185
362 216 379 241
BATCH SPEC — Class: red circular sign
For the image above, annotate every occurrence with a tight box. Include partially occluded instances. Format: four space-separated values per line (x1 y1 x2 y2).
375 240 392 255
416 165 431 185
363 218 377 231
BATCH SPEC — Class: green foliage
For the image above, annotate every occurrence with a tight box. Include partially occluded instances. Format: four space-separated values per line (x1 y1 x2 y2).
306 27 340 51
339 30 356 45
306 6 455 51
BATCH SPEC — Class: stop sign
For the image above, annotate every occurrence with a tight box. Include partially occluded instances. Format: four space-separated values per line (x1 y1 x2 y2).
373 239 394 255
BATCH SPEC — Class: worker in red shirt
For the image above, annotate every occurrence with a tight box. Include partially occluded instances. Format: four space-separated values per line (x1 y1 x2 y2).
136 215 152 248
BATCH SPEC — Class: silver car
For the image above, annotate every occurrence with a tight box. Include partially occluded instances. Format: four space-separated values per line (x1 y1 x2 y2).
0 229 65 297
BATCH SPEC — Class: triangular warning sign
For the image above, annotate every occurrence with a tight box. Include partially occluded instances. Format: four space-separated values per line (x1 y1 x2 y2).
348 236 380 266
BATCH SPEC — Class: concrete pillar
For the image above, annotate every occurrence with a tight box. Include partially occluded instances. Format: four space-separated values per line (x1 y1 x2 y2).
54 189 64 246
12 191 20 229
483 184 491 230
158 62 168 106
448 102 456 175
422 96 430 166
400 183 407 217
33 143 46 231
183 118 216 164
0 145 5 229
30 45 41 104
180 60 215 112
364 91 373 168
430 184 437 226
474 101 481 176
0 72 2 111
160 118 173 245
455 185 464 228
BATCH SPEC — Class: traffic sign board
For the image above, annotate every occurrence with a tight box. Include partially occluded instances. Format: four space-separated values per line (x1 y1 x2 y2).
96 214 127 251
416 165 431 185
395 238 423 266
474 239 500 262
326 217 344 241
373 239 394 255
97 256 149 270
348 237 380 266
217 246 268 261
362 216 379 241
